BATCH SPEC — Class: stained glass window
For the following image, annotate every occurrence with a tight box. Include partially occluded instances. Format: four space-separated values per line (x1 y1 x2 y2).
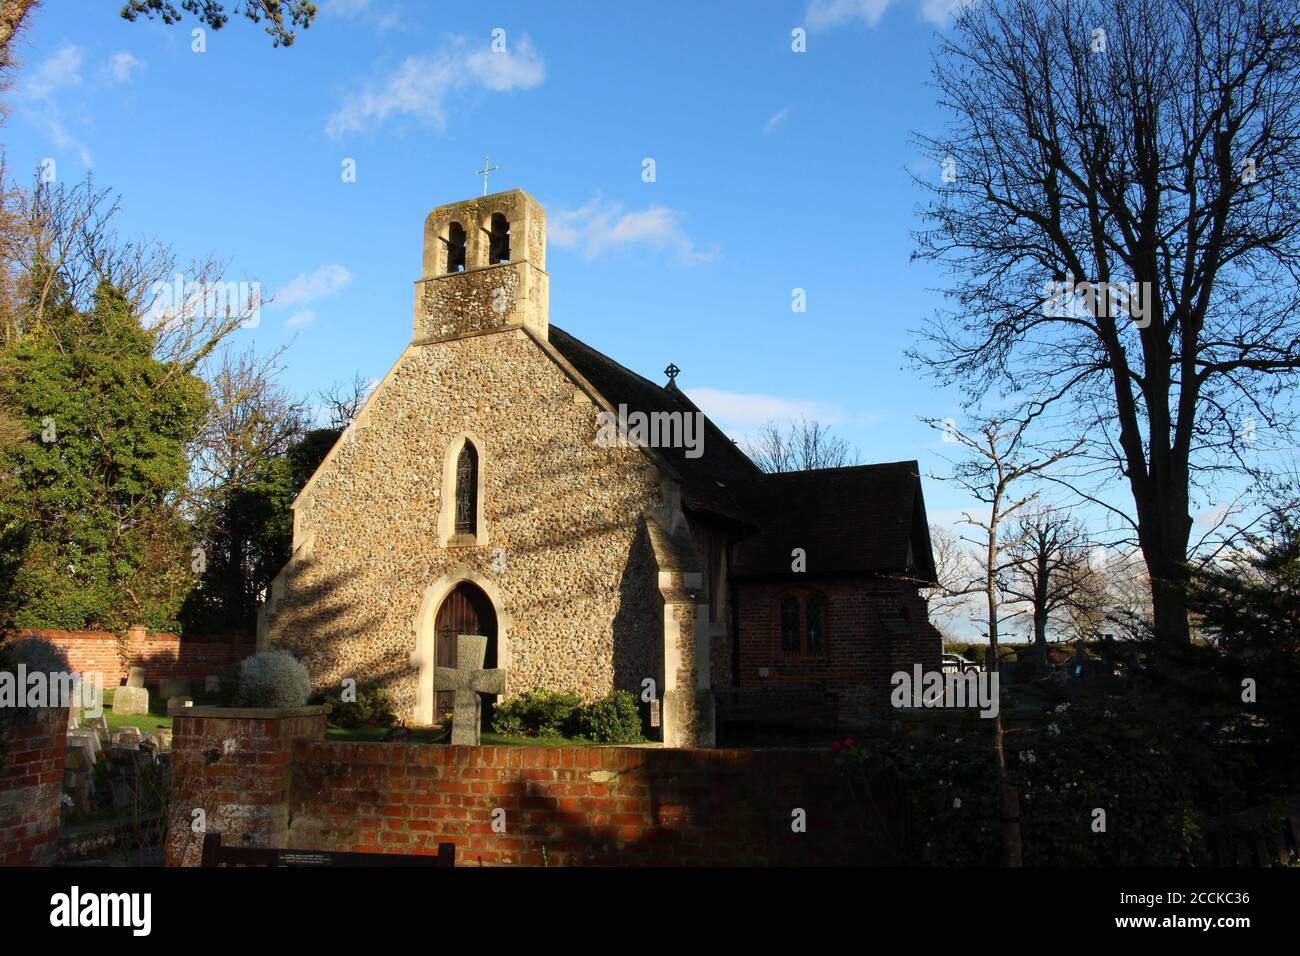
455 442 477 535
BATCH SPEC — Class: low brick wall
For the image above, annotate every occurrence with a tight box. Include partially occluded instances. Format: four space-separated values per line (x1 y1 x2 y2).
0 706 70 866
7 629 253 687
166 710 903 866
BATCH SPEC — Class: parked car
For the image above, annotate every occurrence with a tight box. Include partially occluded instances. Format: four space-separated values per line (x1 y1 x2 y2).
941 653 983 674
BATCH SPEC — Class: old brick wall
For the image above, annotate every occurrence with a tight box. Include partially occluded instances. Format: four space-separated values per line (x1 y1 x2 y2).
166 708 329 867
0 706 69 866
735 578 942 724
164 713 900 866
6 629 252 686
266 329 667 722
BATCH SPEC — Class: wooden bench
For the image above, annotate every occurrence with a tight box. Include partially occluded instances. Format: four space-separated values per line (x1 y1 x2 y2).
200 832 455 868
714 686 838 742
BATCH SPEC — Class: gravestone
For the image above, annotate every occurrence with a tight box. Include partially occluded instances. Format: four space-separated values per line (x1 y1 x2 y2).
112 685 149 716
69 727 102 756
166 696 193 716
432 634 506 745
85 715 110 748
160 677 191 700
205 674 221 693
127 667 146 689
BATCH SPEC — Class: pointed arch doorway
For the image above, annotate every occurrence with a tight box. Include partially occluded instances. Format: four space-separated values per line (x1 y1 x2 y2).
434 581 498 728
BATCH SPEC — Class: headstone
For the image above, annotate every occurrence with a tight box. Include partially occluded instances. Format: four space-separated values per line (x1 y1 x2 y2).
69 727 102 756
67 705 81 732
66 734 96 768
113 725 142 746
166 696 193 716
112 685 149 716
127 667 146 689
205 674 221 693
85 715 110 747
160 677 192 700
432 634 506 746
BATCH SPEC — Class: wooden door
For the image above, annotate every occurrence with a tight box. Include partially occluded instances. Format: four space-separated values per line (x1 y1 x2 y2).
434 582 498 724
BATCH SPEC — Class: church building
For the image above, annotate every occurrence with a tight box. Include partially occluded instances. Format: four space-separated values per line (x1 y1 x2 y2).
258 189 942 746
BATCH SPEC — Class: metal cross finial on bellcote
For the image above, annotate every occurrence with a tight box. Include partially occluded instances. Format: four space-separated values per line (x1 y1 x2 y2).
476 155 499 196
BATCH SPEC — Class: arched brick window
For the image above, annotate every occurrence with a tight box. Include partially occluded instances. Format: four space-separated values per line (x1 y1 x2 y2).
775 589 828 657
454 442 478 535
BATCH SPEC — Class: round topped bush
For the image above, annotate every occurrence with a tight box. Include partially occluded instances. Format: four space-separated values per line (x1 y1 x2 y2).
232 649 311 708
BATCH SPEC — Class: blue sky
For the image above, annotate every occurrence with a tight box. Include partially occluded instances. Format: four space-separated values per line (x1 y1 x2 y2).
6 0 1254 637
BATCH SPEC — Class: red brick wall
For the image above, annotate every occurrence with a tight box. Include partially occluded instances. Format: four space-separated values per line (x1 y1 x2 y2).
0 706 69 866
735 578 942 723
165 713 902 866
6 629 253 687
166 709 328 867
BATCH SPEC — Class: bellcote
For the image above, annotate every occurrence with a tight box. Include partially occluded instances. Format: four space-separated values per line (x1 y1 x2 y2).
414 189 549 343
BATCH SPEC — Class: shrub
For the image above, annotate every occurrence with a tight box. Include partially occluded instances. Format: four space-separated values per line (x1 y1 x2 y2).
491 689 583 737
878 695 1230 866
574 690 643 744
216 662 242 707
5 635 71 675
323 681 396 728
233 650 311 708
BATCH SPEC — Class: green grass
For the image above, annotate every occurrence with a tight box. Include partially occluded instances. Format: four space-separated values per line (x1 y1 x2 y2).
325 726 603 746
87 686 221 737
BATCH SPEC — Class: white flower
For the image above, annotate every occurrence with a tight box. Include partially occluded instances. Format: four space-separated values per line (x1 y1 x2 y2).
1047 723 1061 735
953 797 963 809
1054 703 1070 713
1104 710 1114 718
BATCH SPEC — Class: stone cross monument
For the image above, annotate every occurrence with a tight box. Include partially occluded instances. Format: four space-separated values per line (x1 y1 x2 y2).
433 634 505 745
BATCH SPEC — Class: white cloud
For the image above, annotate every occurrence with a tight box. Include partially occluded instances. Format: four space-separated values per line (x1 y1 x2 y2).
285 310 316 328
805 0 971 29
806 0 896 30
919 0 974 25
325 35 545 137
549 197 716 264
21 44 83 99
322 0 403 30
16 46 91 165
763 107 791 136
106 51 144 84
273 265 353 307
684 388 844 429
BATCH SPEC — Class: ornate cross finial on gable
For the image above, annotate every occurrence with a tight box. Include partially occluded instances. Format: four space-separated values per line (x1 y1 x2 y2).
664 363 680 385
476 155 499 196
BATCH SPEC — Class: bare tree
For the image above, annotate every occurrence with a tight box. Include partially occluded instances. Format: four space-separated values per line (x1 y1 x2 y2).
740 416 859 473
924 523 982 627
190 344 307 503
999 506 1101 662
318 373 372 432
911 0 1300 649
2 174 255 372
925 414 1085 866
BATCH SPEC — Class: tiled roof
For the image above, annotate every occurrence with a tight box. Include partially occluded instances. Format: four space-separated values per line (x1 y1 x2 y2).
546 325 934 580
